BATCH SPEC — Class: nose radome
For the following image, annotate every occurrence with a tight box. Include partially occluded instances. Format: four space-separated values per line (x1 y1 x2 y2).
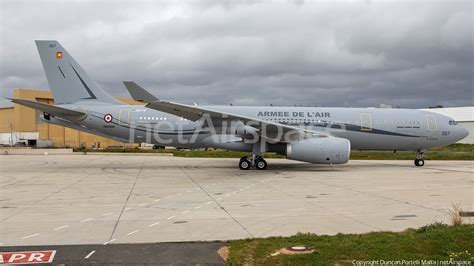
457 126 469 141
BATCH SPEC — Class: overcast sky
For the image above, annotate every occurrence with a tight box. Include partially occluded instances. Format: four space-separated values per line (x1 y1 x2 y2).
0 0 472 108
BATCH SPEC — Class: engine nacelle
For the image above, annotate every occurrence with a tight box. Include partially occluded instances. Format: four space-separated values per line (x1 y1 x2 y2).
286 137 351 164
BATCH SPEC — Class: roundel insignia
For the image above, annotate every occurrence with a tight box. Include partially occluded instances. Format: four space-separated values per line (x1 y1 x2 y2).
104 113 113 123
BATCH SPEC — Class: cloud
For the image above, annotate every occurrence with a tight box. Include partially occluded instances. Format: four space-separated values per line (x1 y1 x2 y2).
1 0 472 108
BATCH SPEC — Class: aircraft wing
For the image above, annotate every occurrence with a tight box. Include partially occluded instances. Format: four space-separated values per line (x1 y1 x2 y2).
122 82 327 142
9 98 86 118
147 101 327 142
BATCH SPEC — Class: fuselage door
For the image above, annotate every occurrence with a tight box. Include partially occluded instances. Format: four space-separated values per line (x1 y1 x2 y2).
425 115 437 131
119 109 131 126
360 113 372 131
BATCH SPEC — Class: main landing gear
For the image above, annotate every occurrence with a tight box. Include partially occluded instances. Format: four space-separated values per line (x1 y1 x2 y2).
414 150 425 167
239 155 267 170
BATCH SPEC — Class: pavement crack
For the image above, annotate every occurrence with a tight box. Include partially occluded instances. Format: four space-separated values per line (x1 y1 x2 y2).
107 157 146 241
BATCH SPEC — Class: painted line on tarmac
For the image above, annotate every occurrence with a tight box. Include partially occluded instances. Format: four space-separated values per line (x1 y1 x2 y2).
85 250 96 259
149 221 160 227
103 238 116 245
80 218 94 222
54 225 69 230
127 229 140 236
102 212 114 216
22 233 39 239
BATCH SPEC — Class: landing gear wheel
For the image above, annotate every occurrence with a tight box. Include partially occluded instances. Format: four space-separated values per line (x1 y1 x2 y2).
255 158 267 170
414 159 425 167
239 157 251 170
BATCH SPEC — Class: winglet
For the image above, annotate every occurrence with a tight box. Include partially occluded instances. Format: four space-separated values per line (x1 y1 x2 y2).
123 81 159 103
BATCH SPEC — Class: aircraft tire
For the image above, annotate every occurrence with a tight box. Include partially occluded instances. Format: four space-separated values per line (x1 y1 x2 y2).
414 159 425 167
239 157 251 170
255 158 267 170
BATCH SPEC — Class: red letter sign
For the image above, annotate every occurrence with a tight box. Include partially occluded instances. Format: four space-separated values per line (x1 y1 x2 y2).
0 250 56 264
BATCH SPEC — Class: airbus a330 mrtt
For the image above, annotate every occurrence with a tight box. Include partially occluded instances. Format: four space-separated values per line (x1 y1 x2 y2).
10 41 469 170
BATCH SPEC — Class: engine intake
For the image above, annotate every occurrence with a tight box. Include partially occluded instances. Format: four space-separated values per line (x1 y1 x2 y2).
286 137 350 164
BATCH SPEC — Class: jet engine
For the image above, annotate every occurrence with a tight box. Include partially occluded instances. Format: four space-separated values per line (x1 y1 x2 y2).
286 137 351 164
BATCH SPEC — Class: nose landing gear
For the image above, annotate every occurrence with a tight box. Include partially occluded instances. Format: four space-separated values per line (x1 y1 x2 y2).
414 159 425 166
239 156 267 170
414 150 425 167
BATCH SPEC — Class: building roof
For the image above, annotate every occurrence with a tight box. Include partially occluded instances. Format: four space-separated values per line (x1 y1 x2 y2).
421 107 474 122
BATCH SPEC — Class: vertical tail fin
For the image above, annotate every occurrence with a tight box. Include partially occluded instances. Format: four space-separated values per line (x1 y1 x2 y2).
35 40 121 105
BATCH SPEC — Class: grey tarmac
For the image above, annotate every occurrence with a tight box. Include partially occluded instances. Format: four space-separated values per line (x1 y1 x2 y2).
0 155 472 248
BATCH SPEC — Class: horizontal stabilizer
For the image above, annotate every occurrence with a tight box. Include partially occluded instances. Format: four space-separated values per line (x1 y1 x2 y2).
123 81 159 102
9 98 86 118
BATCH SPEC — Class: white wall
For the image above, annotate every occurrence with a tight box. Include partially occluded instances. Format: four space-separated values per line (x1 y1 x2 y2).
0 132 39 145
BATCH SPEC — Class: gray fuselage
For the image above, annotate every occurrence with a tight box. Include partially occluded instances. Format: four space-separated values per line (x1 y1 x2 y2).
44 102 469 153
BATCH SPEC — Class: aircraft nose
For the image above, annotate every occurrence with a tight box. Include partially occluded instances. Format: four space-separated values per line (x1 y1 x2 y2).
457 126 469 141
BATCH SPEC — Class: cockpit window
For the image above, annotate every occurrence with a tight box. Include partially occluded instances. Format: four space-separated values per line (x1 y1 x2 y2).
449 120 458 125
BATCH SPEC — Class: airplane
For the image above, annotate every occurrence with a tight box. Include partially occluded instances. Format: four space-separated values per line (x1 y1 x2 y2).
9 40 469 170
